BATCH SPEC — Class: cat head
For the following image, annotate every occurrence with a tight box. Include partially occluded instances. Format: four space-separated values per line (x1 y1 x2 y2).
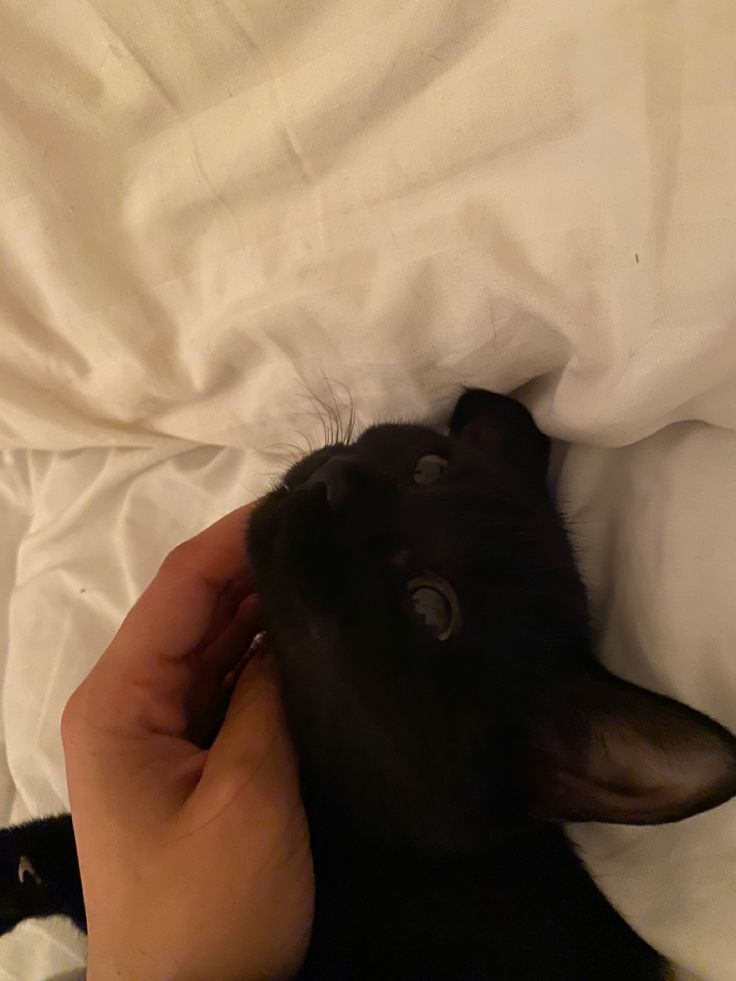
248 389 736 852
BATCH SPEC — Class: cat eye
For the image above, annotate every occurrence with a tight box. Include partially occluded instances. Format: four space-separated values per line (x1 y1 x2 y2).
408 575 458 641
413 454 447 486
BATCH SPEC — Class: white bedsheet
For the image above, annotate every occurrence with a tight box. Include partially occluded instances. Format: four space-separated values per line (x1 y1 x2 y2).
1 0 736 977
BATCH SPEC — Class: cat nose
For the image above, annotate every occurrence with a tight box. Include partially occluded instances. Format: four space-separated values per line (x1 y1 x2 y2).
306 457 355 509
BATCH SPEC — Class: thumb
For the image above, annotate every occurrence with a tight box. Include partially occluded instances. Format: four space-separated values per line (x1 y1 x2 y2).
196 653 300 809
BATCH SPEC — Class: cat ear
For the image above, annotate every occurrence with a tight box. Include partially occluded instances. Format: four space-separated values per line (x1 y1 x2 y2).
449 389 549 484
523 668 736 824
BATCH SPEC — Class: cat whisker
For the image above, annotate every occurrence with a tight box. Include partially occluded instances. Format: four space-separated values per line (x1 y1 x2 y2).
334 381 356 444
321 374 343 443
298 379 357 447
294 429 315 455
267 441 306 462
260 474 281 492
295 390 337 448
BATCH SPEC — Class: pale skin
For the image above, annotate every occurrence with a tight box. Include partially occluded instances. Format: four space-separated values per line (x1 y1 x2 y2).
61 503 315 981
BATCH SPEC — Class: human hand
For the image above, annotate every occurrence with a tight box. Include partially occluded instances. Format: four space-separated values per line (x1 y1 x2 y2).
61 503 314 981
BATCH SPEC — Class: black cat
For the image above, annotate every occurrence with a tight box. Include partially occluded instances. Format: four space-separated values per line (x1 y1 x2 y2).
2 390 736 980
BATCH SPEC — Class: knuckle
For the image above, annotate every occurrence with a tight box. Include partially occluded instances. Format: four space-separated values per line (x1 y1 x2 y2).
60 689 83 742
160 539 199 576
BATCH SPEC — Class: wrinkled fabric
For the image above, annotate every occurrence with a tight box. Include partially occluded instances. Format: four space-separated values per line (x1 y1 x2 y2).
1 0 736 978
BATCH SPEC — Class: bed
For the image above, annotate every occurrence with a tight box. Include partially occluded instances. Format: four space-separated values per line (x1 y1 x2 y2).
1 1 735 977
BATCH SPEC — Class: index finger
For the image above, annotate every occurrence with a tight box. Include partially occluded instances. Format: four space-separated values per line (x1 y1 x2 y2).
108 501 259 670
